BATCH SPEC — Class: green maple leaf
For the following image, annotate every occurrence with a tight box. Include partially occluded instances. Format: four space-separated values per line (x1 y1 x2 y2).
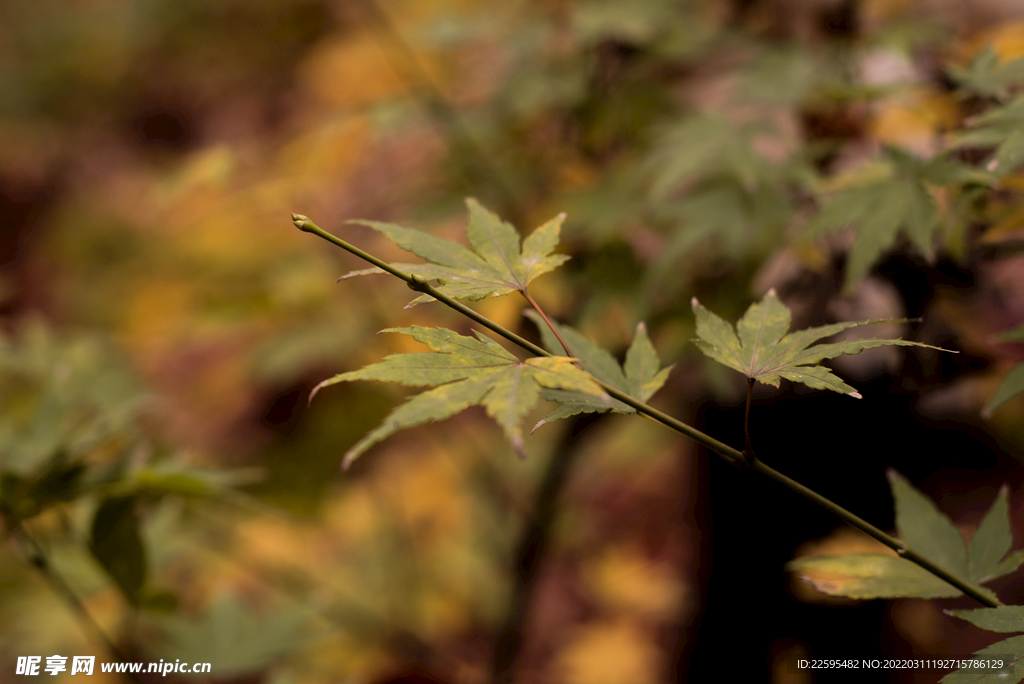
310 326 606 468
953 96 1024 177
788 473 1023 602
524 310 673 430
341 198 570 306
691 289 951 397
943 607 1024 684
948 47 1024 99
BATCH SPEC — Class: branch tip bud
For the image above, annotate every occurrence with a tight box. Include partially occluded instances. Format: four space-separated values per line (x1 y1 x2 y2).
407 274 430 292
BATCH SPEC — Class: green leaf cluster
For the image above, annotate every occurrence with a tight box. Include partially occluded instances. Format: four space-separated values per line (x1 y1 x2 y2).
0 321 252 612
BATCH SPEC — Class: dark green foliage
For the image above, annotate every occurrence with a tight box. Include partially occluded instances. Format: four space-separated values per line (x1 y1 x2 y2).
89 497 147 605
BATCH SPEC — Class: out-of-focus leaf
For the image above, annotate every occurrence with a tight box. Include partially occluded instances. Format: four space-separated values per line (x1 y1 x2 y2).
105 462 263 499
0 457 88 524
571 0 675 45
920 153 997 186
983 324 1024 417
739 46 825 105
805 158 939 291
527 312 672 429
0 320 146 476
691 289 949 397
148 593 308 676
787 554 962 599
650 179 791 270
556 620 660 684
89 496 146 605
311 327 606 467
342 199 569 306
984 363 1024 418
646 114 771 200
948 47 1024 99
999 325 1024 343
953 97 1024 176
584 546 686 620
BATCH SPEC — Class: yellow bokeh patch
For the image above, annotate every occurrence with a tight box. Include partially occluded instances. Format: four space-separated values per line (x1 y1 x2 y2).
555 619 662 684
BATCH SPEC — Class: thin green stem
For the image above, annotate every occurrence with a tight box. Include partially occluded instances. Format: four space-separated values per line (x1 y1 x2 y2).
743 378 755 463
294 214 1002 608
521 289 574 358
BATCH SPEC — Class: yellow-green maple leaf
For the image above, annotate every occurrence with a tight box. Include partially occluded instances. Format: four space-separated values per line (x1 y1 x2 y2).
311 326 606 468
691 289 951 397
342 199 569 307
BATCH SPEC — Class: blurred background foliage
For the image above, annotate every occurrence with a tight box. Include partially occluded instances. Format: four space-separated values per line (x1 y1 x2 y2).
2 0 1024 682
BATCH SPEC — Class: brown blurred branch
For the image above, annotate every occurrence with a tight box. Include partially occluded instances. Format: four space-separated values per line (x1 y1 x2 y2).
491 412 604 684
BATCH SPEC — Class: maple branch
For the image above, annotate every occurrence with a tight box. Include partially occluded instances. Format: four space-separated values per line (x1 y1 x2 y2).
521 289 574 358
293 214 1002 608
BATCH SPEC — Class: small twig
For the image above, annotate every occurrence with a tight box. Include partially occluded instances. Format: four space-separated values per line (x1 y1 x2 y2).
743 377 755 463
522 289 574 358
